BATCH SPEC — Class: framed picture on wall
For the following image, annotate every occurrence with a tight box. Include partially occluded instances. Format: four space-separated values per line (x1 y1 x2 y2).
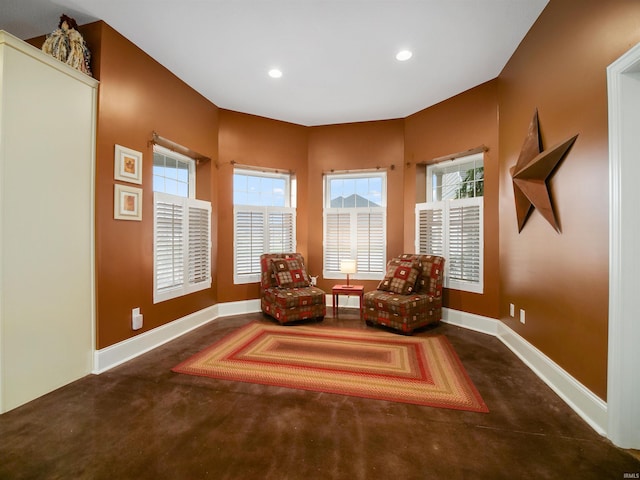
114 144 143 184
114 184 142 221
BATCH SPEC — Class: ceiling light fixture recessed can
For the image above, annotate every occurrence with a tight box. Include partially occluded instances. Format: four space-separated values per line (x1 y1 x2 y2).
268 68 283 78
396 50 413 61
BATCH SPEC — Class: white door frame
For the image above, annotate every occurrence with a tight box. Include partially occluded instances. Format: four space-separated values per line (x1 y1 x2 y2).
607 42 640 449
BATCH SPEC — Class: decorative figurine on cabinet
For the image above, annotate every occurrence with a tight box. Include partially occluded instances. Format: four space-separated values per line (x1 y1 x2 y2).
42 14 92 77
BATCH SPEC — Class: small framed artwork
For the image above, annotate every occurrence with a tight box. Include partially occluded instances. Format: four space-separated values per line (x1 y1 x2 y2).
114 184 142 221
114 144 143 184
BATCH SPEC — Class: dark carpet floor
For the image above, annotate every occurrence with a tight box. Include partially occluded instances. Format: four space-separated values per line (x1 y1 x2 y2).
0 309 638 480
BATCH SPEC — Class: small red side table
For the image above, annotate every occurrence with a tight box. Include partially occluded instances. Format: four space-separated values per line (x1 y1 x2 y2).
332 285 365 318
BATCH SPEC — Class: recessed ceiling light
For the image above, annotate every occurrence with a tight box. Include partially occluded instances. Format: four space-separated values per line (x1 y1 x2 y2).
396 50 413 61
268 68 283 78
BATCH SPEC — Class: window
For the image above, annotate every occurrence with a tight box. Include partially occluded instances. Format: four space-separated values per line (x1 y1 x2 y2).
415 153 483 293
233 169 296 284
153 145 195 198
153 146 211 303
323 172 386 280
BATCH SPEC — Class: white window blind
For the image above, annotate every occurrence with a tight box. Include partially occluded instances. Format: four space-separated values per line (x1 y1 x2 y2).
324 212 351 273
188 205 211 285
356 211 385 274
417 205 444 257
234 209 265 279
233 206 296 284
154 192 211 303
415 197 483 293
448 201 482 285
155 199 185 293
268 210 295 252
323 208 386 280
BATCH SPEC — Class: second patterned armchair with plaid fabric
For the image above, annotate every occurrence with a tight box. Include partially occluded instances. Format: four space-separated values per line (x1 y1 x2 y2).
260 253 326 324
363 254 445 334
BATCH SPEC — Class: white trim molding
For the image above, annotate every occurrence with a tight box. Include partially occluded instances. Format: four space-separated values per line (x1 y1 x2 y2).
441 307 499 336
327 294 362 309
606 41 640 449
93 300 261 373
496 322 607 436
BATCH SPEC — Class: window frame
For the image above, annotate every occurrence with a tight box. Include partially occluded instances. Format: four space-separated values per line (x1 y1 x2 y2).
152 145 211 303
152 144 196 199
323 171 387 281
427 152 484 202
416 153 484 294
233 168 296 285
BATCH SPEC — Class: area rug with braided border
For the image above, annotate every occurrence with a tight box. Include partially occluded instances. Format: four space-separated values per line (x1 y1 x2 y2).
172 321 488 412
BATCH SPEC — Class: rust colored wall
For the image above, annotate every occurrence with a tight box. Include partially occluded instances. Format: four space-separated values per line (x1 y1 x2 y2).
217 110 309 302
94 23 219 349
307 120 405 293
404 80 500 319
498 0 640 400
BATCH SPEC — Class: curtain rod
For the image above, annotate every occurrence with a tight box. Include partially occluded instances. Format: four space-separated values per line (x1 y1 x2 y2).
230 161 294 175
151 132 212 165
322 165 395 175
417 145 488 166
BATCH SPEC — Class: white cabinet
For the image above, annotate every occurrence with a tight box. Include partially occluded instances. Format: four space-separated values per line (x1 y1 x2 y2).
0 31 98 413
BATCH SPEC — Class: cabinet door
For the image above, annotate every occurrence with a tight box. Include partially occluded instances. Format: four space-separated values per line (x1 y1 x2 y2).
1 38 96 413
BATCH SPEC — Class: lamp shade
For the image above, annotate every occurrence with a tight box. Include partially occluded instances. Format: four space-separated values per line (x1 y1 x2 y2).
340 259 357 274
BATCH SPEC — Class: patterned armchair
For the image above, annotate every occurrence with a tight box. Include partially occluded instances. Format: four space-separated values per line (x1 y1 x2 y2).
260 253 326 324
363 254 445 334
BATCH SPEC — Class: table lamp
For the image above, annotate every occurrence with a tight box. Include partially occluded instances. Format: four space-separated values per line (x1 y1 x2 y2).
340 259 357 287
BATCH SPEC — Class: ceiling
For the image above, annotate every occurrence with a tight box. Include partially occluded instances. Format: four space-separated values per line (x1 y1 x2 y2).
1 0 548 126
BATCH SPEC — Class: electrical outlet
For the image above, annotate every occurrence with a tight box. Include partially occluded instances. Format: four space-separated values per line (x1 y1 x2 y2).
132 307 143 330
509 303 515 317
520 309 526 324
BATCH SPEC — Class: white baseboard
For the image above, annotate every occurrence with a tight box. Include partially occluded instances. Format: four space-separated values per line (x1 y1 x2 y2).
94 300 263 373
326 294 361 309
441 307 499 336
216 299 261 317
496 322 607 436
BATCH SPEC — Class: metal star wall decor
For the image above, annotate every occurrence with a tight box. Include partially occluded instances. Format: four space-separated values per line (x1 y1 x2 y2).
510 109 578 233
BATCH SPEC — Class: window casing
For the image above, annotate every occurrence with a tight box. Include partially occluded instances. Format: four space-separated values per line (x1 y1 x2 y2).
233 169 296 284
153 145 195 198
152 146 211 303
323 172 386 280
416 153 484 294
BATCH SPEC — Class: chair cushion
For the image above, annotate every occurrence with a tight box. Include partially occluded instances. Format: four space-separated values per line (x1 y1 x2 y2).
263 286 325 309
271 257 310 288
377 257 421 295
363 290 439 317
